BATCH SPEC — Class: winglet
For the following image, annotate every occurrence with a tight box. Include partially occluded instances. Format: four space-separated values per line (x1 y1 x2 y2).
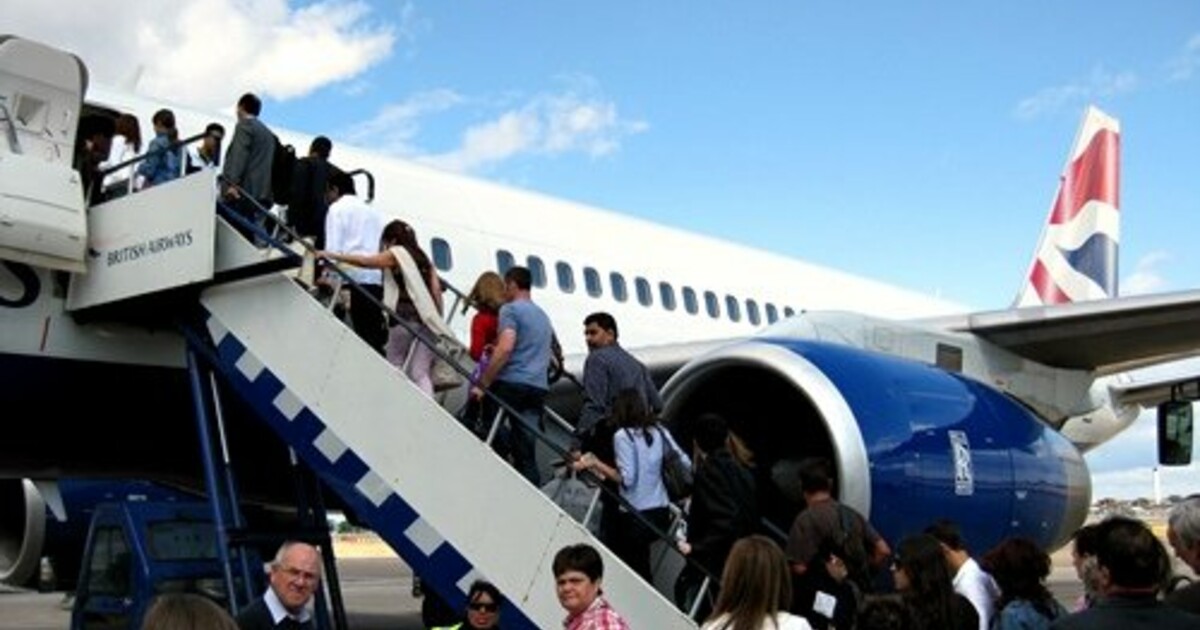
1014 106 1121 307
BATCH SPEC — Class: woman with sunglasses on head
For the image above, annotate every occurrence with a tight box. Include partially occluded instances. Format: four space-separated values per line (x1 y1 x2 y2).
434 580 504 630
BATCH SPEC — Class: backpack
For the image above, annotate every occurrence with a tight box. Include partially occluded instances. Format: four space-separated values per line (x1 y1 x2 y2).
270 134 297 206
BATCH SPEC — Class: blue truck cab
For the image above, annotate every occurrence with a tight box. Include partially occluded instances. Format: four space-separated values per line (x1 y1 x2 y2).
70 501 261 630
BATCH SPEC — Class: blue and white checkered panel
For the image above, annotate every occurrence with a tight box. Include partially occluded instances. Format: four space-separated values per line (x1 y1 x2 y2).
201 312 538 628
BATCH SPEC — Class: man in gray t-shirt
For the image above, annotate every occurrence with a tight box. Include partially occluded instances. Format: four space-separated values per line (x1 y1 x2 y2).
470 266 553 485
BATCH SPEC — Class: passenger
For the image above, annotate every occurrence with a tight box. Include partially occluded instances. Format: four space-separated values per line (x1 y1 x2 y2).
1166 495 1200 614
609 388 690 581
980 537 1067 629
1051 516 1199 629
1067 523 1102 611
142 592 238 630
222 93 275 243
99 113 142 198
185 122 225 174
458 271 505 434
576 311 662 449
700 535 812 630
236 540 321 630
77 115 115 204
924 519 1000 630
469 266 555 486
432 579 504 630
553 543 630 630
288 135 334 249
784 457 889 629
137 108 180 187
891 534 979 630
675 412 758 616
319 219 444 396
322 171 385 355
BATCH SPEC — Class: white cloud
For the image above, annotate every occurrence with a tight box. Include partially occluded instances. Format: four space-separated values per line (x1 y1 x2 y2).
1014 65 1138 120
1167 34 1200 82
344 77 649 174
341 89 465 155
1122 250 1170 295
421 86 649 174
3 0 398 109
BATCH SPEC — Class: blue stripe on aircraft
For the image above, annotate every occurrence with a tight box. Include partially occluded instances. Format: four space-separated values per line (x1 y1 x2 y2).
1059 233 1118 297
205 316 538 630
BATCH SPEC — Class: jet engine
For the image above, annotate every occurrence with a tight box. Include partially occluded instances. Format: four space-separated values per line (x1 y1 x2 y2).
660 338 1092 553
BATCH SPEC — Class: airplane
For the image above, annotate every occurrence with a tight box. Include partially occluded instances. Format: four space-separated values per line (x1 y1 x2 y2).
2 33 1199 621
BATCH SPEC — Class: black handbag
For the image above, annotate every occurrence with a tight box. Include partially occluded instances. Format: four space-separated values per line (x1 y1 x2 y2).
658 427 693 502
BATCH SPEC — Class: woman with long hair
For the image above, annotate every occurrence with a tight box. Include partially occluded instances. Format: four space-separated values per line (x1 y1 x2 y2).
320 219 445 396
701 535 811 630
981 537 1067 629
137 108 179 187
100 113 143 196
891 534 978 630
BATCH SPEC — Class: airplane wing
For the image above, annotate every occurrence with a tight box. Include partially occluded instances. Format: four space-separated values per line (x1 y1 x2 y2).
928 289 1200 374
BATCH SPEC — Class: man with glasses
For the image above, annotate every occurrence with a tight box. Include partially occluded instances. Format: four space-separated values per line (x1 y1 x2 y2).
237 541 322 630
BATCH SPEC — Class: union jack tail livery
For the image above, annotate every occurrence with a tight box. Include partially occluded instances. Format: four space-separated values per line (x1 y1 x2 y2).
1015 106 1121 307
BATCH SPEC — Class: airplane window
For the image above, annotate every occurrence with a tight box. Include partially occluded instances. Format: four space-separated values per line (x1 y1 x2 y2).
527 256 546 288
556 262 575 293
725 295 741 322
659 282 677 311
611 272 628 303
496 250 515 274
783 306 796 318
766 303 779 323
635 277 652 307
704 291 720 319
746 299 761 326
584 267 602 298
431 238 452 271
683 287 698 315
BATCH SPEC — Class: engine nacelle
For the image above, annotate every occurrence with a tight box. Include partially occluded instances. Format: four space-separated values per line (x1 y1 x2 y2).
661 338 1091 553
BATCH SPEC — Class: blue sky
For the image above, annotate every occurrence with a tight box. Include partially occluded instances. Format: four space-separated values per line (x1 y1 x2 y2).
9 1 1199 499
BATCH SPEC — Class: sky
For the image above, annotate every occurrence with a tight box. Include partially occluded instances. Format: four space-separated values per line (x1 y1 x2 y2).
6 1 1199 500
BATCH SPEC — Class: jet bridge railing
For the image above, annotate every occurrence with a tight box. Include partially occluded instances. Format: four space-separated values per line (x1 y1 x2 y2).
217 182 722 618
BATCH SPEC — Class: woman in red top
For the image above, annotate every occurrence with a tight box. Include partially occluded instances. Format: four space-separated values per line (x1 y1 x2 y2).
466 271 505 364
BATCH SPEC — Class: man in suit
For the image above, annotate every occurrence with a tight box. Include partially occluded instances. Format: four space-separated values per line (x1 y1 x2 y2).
222 92 275 243
236 541 322 630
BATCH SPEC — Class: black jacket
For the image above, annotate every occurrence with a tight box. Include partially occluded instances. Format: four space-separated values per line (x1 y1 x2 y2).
687 447 757 576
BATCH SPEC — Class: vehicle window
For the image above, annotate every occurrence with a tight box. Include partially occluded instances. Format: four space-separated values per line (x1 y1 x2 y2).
147 521 218 561
766 303 779 324
682 287 698 315
430 237 452 271
496 250 515 274
527 256 546 288
86 526 132 598
584 267 602 297
635 277 652 307
610 272 628 303
704 291 720 319
556 261 575 293
659 282 676 311
784 306 796 318
746 299 761 326
725 295 741 322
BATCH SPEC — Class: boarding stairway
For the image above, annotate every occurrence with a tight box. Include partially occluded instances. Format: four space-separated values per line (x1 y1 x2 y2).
54 172 697 627
186 249 697 628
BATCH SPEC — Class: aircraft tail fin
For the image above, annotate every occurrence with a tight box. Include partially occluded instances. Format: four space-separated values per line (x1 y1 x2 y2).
1014 106 1121 307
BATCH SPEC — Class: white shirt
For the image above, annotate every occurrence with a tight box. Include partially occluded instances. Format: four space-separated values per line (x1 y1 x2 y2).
263 585 313 625
324 195 384 286
953 556 999 630
100 134 139 189
701 611 812 630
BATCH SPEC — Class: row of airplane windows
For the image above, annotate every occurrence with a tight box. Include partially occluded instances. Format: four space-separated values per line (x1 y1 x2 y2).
429 238 797 327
